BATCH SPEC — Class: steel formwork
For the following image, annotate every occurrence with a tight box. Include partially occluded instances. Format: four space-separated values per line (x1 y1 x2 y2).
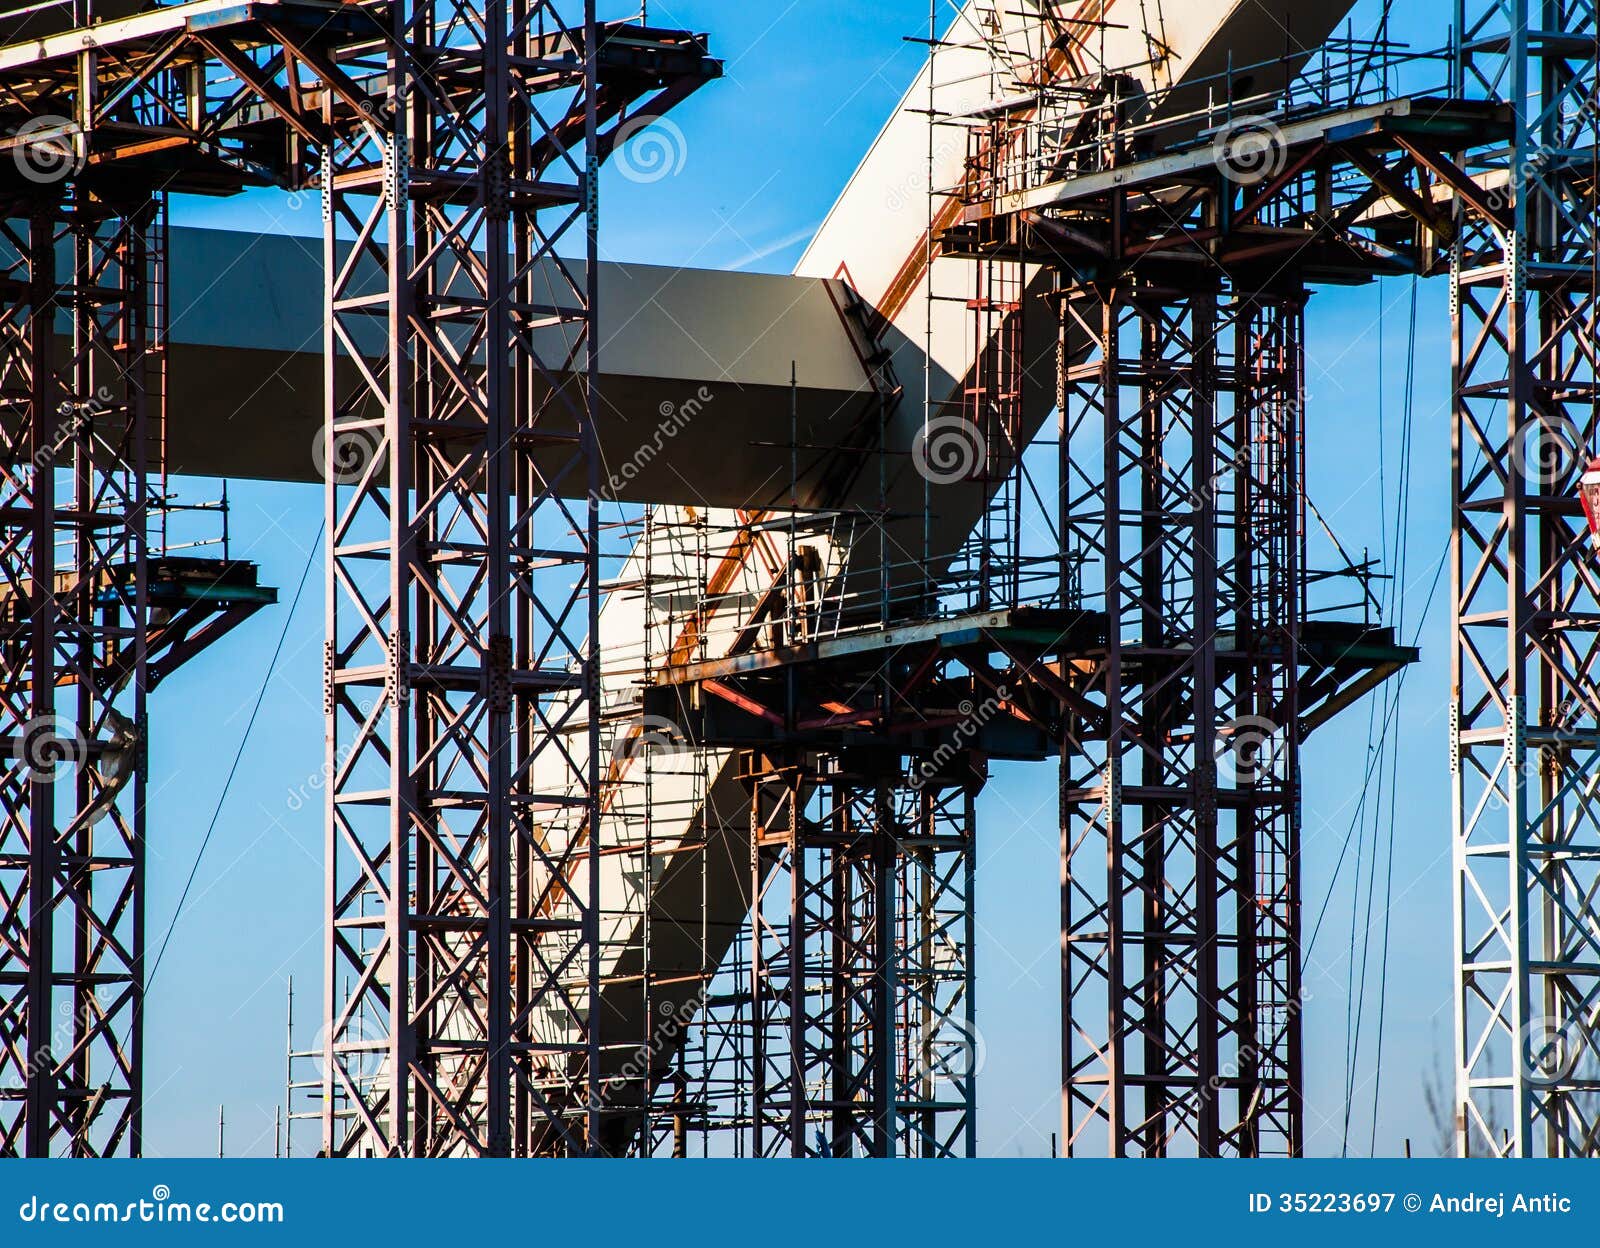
1449 0 1600 1157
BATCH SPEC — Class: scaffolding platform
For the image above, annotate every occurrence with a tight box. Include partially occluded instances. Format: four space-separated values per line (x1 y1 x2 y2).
0 555 276 690
643 608 1416 763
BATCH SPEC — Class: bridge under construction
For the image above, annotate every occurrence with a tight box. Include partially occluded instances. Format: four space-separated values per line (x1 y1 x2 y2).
0 0 1596 1159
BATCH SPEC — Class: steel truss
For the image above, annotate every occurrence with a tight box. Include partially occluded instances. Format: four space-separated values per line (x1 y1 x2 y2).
0 193 160 1156
1450 0 1600 1156
322 1 604 1157
0 0 336 1154
0 0 709 1158
742 751 976 1158
1059 283 1306 1156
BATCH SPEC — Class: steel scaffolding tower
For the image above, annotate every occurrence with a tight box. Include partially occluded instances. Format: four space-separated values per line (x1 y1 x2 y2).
0 0 709 1159
743 752 977 1157
1058 286 1307 1156
940 8 1464 1154
322 1 605 1157
319 1 717 1158
1450 0 1600 1156
612 517 992 1158
0 195 157 1157
0 0 368 1155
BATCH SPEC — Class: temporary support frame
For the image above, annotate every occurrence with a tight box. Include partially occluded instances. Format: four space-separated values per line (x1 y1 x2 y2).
1057 282 1307 1157
0 0 711 1159
742 749 977 1158
0 0 415 1159
1449 0 1600 1157
0 192 160 1157
322 1 605 1157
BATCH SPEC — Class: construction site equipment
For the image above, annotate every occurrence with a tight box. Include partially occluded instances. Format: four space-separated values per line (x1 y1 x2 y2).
4 0 1598 1161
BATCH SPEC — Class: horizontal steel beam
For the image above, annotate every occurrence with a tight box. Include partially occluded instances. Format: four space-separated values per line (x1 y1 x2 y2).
149 227 879 503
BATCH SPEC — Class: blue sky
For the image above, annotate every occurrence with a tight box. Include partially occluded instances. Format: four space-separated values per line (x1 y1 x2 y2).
149 0 1459 1157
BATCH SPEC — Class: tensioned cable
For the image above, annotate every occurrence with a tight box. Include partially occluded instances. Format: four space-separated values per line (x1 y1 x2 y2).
1368 275 1419 1154
1342 281 1392 1153
1308 538 1445 962
1320 274 1424 1153
1345 275 1418 1153
147 519 325 990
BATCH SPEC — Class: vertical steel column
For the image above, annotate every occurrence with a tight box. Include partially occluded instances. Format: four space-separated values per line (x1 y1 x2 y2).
749 763 896 1156
1060 290 1128 1154
748 759 804 1155
1451 0 1600 1157
896 779 978 1158
1225 291 1306 1156
1061 283 1306 1156
0 193 155 1157
746 754 976 1159
324 0 602 1156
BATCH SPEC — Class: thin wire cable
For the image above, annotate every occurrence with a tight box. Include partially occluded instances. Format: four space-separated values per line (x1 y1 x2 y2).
1342 282 1390 1153
148 520 325 989
1368 275 1419 1153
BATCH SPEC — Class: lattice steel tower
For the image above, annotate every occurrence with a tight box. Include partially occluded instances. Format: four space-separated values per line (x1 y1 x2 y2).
1450 0 1600 1156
